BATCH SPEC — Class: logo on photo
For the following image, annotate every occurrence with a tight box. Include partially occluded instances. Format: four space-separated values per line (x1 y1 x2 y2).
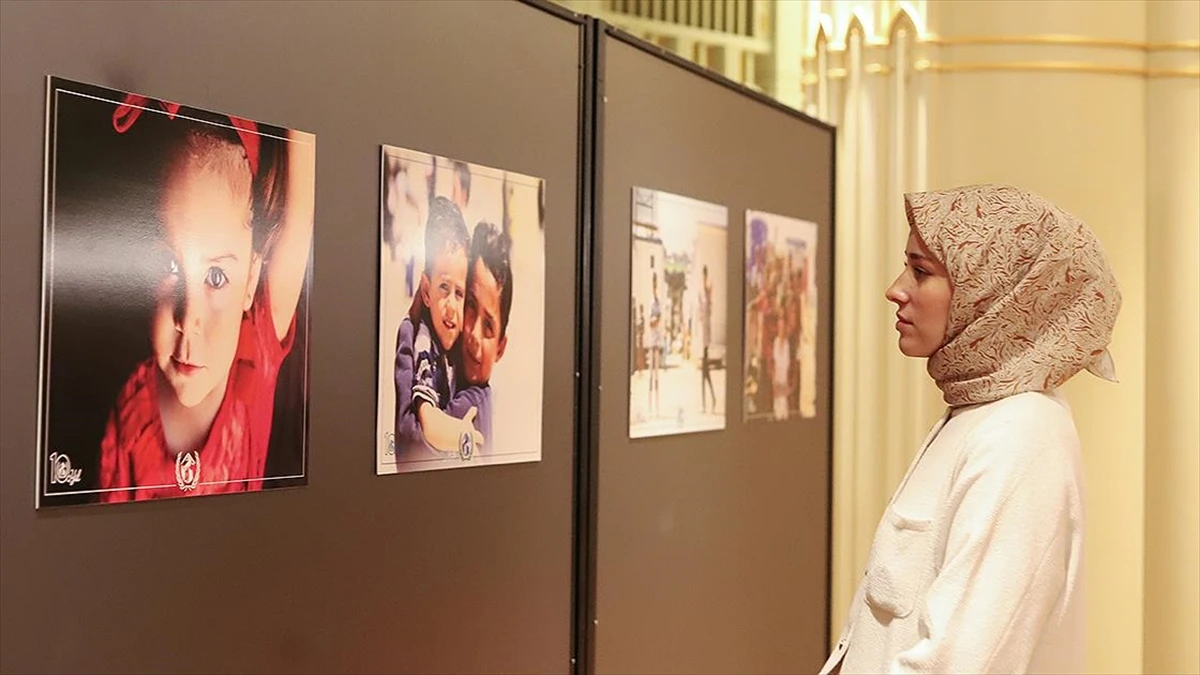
175 450 200 492
459 431 474 461
384 431 395 456
48 452 82 486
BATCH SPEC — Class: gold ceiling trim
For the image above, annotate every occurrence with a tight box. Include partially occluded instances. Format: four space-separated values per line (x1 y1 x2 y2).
803 63 1200 84
1146 67 1200 78
1146 39 1200 52
914 60 1143 76
912 60 1200 79
923 34 1147 50
811 33 1200 54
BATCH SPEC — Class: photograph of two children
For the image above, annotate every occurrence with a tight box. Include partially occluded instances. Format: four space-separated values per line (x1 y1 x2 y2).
376 145 546 474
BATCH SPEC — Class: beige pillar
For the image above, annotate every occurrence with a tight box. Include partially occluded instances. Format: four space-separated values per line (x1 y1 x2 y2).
814 7 945 641
922 1 1148 672
1144 3 1200 674
771 0 805 109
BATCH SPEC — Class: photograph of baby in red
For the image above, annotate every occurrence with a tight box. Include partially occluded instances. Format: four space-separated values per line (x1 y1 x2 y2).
37 77 314 507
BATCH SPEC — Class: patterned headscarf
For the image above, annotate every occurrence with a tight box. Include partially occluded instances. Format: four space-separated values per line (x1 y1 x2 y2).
904 184 1121 407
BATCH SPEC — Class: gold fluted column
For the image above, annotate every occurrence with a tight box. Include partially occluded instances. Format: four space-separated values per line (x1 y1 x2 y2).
772 0 806 110
1144 3 1200 674
806 6 945 643
922 1 1149 672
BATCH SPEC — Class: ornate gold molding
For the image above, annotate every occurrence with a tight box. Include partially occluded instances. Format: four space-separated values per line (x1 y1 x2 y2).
1146 39 1200 52
1146 67 1200 78
914 60 1142 76
922 34 1146 51
912 60 1200 79
801 61 1199 83
813 33 1200 54
926 35 1200 53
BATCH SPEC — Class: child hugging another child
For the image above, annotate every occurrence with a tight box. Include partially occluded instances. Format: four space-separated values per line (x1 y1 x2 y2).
98 94 314 502
394 196 473 459
394 197 513 462
449 219 513 451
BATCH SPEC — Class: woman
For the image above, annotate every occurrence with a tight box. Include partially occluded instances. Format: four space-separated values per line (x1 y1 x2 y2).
821 184 1121 674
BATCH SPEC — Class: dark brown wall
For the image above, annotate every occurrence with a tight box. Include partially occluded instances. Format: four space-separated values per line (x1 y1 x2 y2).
0 2 582 673
591 34 835 675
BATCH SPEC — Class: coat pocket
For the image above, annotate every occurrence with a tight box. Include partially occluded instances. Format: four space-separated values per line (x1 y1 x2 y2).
864 508 936 619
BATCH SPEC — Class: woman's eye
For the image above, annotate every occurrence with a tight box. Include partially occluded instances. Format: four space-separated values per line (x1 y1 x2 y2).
205 266 229 289
904 261 928 278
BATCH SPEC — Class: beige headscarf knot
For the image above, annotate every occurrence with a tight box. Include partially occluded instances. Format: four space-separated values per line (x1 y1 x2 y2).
904 184 1122 407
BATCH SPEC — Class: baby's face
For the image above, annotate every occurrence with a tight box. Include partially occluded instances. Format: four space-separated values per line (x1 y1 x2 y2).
152 155 257 409
462 258 507 385
423 247 468 351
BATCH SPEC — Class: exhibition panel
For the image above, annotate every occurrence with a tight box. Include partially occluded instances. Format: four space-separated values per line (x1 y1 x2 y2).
588 24 836 675
0 1 584 672
0 4 834 674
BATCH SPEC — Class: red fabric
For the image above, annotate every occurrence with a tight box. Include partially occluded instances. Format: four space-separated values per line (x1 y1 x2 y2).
112 94 181 132
226 115 260 177
111 93 260 175
98 284 296 502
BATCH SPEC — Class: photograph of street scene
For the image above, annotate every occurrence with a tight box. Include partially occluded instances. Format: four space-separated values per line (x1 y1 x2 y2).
629 187 728 439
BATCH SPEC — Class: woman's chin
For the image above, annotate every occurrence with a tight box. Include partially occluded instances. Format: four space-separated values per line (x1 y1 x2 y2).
897 337 934 358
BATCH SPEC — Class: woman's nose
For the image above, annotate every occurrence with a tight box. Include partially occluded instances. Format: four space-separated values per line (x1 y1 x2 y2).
885 279 908 306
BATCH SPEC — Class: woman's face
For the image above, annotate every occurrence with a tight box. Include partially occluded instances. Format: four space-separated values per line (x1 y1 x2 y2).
885 230 952 357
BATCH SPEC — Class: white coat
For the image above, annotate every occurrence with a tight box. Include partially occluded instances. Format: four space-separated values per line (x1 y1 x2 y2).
821 390 1086 674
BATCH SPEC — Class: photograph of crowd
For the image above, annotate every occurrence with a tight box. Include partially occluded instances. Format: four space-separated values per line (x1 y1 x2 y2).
743 210 818 422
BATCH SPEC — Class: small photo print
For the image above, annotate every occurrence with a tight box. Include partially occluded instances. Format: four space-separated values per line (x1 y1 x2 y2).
629 187 728 439
377 145 545 474
37 77 315 507
743 210 819 422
